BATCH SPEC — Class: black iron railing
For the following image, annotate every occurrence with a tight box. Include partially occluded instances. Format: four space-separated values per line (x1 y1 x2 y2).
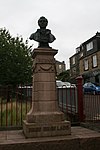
0 85 78 128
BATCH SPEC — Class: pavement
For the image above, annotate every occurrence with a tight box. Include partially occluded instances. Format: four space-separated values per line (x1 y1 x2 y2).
0 126 100 144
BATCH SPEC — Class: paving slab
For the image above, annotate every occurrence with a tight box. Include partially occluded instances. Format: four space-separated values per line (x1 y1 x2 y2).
0 126 100 150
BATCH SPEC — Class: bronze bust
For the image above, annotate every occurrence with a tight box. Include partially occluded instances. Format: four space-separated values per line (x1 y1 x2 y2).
29 16 56 48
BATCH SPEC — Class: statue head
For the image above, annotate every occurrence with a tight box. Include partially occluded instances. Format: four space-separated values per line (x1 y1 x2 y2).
38 16 48 29
29 16 56 48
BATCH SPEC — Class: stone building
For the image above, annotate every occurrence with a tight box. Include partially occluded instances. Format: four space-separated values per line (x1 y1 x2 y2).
69 32 100 84
55 60 66 75
69 51 80 83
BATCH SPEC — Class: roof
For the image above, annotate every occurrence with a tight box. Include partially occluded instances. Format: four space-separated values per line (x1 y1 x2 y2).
56 60 65 64
82 32 100 45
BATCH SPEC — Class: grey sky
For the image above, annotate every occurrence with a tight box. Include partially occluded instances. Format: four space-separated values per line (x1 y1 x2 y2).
0 0 100 69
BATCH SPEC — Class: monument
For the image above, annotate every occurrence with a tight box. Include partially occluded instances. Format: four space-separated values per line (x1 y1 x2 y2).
23 16 71 137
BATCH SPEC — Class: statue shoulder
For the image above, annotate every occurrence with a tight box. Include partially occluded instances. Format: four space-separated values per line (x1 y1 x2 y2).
49 34 56 43
29 30 40 41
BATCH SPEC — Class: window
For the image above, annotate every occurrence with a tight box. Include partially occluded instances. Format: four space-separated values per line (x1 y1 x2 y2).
86 42 93 51
81 45 84 50
84 59 88 70
76 47 80 53
80 52 83 58
59 64 62 69
92 55 97 67
72 67 76 74
72 57 75 64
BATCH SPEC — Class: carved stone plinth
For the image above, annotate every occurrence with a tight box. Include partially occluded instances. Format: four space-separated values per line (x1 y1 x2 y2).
23 48 71 138
23 120 71 138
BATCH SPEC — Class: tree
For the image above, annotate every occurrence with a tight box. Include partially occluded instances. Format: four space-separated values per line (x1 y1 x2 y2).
0 28 33 86
57 70 71 82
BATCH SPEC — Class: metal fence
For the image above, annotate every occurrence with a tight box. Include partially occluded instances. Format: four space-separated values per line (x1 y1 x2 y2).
0 85 78 128
0 86 32 128
83 94 100 122
57 87 78 124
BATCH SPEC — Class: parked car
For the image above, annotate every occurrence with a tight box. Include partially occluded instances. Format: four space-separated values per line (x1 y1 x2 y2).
63 82 71 88
83 82 100 95
63 82 76 88
56 80 66 88
56 81 76 88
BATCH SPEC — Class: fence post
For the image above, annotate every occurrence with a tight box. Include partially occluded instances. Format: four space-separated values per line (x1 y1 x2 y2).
76 76 84 122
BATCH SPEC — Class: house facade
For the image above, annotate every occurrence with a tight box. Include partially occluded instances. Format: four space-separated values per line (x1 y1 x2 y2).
56 60 66 75
69 32 100 84
69 52 79 83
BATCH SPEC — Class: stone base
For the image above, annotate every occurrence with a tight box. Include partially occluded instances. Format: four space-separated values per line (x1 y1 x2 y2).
23 120 71 138
26 111 65 123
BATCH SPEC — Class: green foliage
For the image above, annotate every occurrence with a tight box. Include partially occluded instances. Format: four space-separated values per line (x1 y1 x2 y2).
57 70 70 82
0 28 33 86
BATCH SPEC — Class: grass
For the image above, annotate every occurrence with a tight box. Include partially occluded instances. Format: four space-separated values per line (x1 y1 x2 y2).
0 99 32 127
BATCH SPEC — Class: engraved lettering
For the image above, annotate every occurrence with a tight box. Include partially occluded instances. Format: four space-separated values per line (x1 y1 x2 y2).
51 126 56 131
29 125 69 133
43 127 50 131
29 127 41 132
56 125 69 131
43 125 69 132
43 126 56 131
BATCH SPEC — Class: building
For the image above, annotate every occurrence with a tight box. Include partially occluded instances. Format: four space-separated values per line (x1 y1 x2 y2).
56 60 66 75
69 32 100 84
69 51 80 83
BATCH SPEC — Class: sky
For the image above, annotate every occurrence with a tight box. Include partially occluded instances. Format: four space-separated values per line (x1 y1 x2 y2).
0 0 100 69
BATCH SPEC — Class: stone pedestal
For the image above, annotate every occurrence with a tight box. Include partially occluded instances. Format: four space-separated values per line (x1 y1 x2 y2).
23 48 71 138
